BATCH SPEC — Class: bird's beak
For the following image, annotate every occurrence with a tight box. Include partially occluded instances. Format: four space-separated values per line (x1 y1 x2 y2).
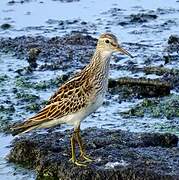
116 45 134 58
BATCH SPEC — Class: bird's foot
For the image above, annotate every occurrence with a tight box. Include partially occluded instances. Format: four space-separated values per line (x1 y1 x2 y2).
80 153 93 162
69 158 87 167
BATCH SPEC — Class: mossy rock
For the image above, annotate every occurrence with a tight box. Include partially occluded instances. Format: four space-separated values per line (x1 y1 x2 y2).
8 128 179 180
121 94 179 119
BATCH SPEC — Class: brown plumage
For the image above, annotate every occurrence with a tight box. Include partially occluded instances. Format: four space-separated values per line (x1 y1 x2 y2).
10 33 133 166
11 67 94 135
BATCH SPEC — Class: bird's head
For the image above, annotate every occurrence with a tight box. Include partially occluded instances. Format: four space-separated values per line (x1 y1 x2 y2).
97 33 133 58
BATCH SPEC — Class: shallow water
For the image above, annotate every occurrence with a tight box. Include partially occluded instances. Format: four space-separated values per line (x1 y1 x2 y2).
0 134 35 180
0 0 179 179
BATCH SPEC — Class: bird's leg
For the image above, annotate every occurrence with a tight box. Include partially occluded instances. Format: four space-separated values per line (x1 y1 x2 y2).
75 126 93 162
69 133 76 162
69 131 86 166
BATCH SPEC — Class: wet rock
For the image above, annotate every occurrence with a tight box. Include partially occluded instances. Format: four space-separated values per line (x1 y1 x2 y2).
15 92 40 103
46 19 79 25
0 104 15 132
25 103 41 112
0 74 9 82
27 48 41 69
168 35 179 45
7 0 16 4
0 33 96 72
103 8 125 17
8 0 32 5
104 8 158 27
108 77 171 98
45 18 96 33
161 20 177 27
120 94 179 119
46 19 62 25
141 66 179 92
129 13 157 23
156 8 179 15
1 23 11 30
144 66 179 76
8 128 179 179
0 104 15 113
63 33 97 46
163 35 179 66
52 0 79 2
163 35 179 54
81 21 87 25
14 74 70 91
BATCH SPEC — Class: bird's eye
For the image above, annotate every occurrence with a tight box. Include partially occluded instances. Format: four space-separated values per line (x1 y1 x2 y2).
105 39 110 44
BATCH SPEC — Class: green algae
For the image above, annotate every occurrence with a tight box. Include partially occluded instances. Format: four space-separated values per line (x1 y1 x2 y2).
25 103 41 112
0 75 9 82
15 77 32 89
144 66 179 76
121 94 179 119
0 105 15 113
16 92 40 103
0 105 15 132
154 123 179 136
15 75 68 90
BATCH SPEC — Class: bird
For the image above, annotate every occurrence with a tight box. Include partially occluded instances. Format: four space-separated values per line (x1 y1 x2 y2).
10 33 133 166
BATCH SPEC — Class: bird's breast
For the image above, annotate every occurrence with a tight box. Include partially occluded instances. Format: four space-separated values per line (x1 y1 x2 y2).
85 91 105 117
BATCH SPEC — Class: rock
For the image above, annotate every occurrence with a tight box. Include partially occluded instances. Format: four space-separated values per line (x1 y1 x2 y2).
0 104 15 113
166 34 179 53
108 77 171 98
168 35 179 44
8 0 32 5
63 33 97 46
129 13 157 23
27 48 41 69
143 66 179 92
1 23 11 30
105 9 158 27
8 128 179 180
52 0 80 2
120 95 179 119
0 33 96 71
163 35 179 64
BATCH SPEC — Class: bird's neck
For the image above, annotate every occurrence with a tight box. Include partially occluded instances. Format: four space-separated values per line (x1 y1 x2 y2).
90 49 112 73
87 49 112 90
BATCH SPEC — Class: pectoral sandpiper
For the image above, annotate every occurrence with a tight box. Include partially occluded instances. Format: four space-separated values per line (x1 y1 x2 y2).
11 33 133 166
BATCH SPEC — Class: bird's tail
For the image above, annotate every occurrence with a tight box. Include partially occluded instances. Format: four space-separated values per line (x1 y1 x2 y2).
10 121 39 136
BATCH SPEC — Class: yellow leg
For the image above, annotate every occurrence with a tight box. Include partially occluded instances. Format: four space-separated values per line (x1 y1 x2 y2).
75 126 93 162
69 132 87 166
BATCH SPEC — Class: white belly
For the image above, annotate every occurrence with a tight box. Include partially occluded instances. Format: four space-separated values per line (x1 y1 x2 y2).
38 93 105 129
85 93 104 116
38 110 86 129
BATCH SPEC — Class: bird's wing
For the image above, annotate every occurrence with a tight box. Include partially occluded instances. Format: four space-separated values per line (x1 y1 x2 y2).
10 66 95 136
20 87 88 127
31 85 88 122
48 71 92 104
12 72 93 132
